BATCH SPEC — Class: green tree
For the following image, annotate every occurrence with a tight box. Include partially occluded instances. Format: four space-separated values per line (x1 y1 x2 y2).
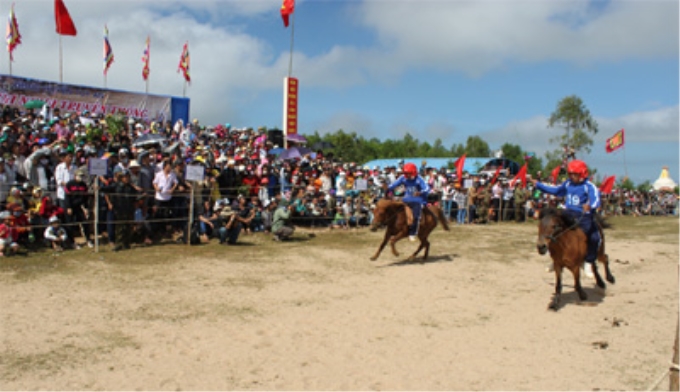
618 177 635 191
548 95 599 156
464 135 491 157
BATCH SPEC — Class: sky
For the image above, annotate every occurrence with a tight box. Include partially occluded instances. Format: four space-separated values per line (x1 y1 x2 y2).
3 0 678 184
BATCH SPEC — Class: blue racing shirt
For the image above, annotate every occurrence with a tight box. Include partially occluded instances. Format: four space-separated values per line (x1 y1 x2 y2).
388 175 430 204
536 179 600 214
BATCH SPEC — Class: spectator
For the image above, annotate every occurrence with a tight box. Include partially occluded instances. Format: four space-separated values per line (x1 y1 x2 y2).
272 199 295 241
43 215 71 251
0 210 19 256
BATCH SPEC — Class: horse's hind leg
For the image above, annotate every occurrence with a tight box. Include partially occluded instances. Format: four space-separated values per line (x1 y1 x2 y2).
599 252 616 284
592 262 606 289
422 239 430 260
571 265 588 301
409 242 425 261
548 264 564 311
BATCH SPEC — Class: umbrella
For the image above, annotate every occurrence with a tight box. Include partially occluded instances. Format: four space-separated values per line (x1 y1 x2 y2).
311 141 335 150
277 146 313 160
268 147 285 155
163 141 180 154
24 99 46 110
285 133 307 144
133 133 166 147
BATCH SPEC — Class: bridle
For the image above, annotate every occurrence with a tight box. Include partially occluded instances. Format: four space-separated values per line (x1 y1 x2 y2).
545 214 582 242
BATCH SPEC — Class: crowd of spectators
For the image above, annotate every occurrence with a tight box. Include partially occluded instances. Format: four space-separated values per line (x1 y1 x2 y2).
0 104 676 256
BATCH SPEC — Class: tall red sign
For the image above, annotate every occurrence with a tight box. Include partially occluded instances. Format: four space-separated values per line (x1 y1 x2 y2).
283 77 298 135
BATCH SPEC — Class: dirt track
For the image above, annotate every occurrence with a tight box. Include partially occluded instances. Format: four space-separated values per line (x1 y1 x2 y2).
1 216 678 390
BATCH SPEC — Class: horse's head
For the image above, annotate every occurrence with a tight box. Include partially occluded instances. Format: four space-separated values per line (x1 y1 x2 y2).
536 208 563 255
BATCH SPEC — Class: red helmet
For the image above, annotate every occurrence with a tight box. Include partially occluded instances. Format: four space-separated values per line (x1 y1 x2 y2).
403 162 417 176
567 160 589 180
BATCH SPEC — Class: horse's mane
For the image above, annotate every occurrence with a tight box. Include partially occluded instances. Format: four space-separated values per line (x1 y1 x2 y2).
540 207 611 230
540 207 577 230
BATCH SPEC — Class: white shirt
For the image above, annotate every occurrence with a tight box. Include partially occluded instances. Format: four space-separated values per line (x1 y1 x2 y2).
153 170 177 201
55 162 76 200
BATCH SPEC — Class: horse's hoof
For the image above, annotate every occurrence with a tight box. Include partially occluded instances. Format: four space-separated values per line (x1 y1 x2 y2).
548 302 559 311
578 291 588 301
596 281 606 290
369 256 377 261
607 275 616 284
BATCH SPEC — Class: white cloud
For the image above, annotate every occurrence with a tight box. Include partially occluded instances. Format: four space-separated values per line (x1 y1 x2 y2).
357 0 678 76
479 105 679 155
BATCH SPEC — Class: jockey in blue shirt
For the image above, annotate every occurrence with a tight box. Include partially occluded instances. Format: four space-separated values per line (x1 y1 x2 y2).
530 159 601 278
386 162 431 242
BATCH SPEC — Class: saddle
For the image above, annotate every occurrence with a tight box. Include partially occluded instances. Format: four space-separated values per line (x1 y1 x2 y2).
404 203 429 227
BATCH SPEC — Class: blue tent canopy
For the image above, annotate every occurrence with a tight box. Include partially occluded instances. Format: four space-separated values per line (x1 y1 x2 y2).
361 157 520 176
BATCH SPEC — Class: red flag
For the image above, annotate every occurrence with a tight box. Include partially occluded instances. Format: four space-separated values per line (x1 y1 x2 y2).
178 41 190 83
453 154 466 185
599 176 616 194
491 166 501 184
6 3 21 62
550 165 561 183
510 163 528 189
54 0 77 36
605 129 625 153
281 0 295 28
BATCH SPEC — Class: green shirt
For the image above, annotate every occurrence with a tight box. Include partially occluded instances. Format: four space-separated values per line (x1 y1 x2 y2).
272 207 291 233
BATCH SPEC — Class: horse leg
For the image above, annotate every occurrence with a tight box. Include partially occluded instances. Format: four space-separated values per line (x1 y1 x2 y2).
597 227 615 284
370 230 391 261
548 264 563 311
592 261 606 289
390 231 407 257
422 238 430 260
409 241 425 261
599 252 616 284
571 264 588 301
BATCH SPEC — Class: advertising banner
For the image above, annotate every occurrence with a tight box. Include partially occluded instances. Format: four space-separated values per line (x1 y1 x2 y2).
0 74 175 122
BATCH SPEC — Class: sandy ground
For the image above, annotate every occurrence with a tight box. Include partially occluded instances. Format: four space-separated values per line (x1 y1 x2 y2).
1 216 678 391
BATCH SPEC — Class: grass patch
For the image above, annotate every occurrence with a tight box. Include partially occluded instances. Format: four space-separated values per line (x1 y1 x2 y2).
129 301 260 323
0 330 138 380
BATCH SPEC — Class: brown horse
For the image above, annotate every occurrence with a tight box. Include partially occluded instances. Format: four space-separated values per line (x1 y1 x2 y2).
536 208 615 310
370 199 450 261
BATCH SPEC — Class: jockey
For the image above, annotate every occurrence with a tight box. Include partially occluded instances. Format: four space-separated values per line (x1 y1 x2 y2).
530 159 601 278
386 162 430 242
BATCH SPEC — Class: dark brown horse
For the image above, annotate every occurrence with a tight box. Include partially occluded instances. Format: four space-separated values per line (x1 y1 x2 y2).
370 199 450 261
537 208 615 310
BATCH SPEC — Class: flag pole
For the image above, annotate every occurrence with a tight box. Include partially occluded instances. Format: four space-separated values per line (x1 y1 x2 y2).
59 35 63 83
623 146 629 179
145 79 149 94
183 80 186 97
288 10 295 77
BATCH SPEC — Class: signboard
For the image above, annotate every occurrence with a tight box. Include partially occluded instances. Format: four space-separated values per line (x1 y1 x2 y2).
0 74 175 122
283 76 298 135
185 164 205 182
88 158 108 176
355 179 367 191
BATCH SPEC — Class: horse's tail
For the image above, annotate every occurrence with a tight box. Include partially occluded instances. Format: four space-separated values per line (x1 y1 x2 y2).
595 214 611 230
433 205 450 231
